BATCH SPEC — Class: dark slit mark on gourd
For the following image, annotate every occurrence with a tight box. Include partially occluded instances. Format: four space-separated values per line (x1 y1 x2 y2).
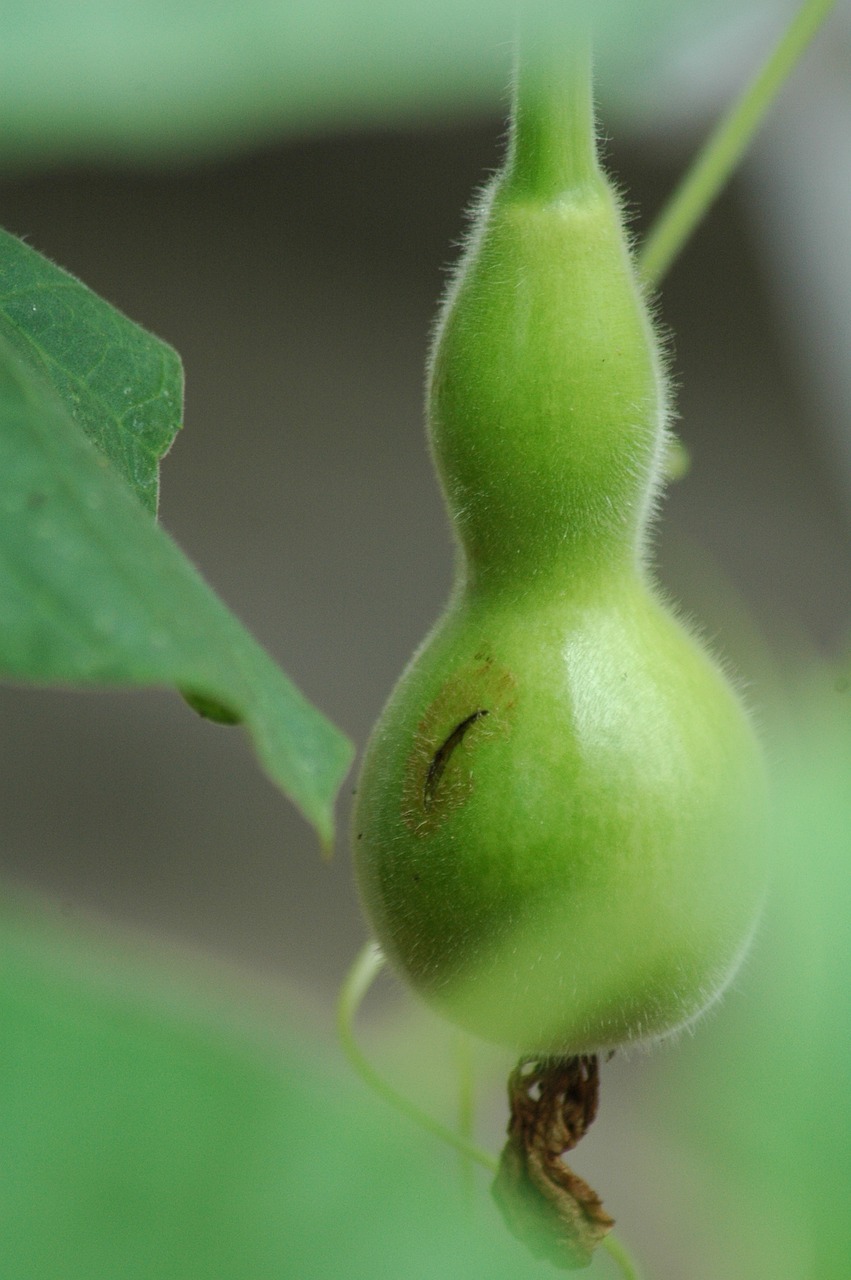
423 709 489 810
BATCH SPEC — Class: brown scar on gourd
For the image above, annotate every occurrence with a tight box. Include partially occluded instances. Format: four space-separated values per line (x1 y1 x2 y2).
492 1055 614 1270
401 652 516 834
423 709 489 810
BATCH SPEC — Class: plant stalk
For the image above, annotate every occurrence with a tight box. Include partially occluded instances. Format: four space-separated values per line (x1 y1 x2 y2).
337 942 498 1170
639 0 839 286
503 29 599 199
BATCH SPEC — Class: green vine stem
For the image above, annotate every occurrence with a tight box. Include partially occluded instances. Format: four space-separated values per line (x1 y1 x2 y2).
639 0 839 286
337 941 498 1171
337 943 643 1280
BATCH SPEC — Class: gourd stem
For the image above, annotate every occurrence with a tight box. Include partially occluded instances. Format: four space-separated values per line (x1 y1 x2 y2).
504 30 598 200
639 0 839 286
337 943 645 1280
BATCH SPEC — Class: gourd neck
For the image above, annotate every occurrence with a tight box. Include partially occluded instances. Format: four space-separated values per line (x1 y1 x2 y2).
503 37 599 202
427 37 667 594
456 543 644 606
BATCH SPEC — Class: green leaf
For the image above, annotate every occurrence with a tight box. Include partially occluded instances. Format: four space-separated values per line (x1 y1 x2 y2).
0 894 550 1280
0 0 744 164
0 228 182 515
0 335 352 842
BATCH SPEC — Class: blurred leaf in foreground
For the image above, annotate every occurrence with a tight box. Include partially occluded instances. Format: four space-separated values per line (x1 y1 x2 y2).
648 674 851 1279
0 337 352 842
0 0 746 165
0 892 561 1280
0 229 182 514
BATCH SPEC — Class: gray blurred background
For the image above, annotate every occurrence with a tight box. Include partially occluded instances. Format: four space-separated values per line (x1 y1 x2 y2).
0 22 850 1275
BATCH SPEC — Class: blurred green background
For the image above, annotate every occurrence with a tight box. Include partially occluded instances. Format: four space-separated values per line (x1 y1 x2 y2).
1 2 849 1277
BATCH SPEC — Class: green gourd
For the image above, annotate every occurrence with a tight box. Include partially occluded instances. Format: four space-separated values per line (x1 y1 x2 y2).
353 49 767 1055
